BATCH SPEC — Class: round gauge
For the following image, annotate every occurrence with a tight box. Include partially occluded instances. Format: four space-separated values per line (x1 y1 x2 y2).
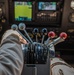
69 13 74 22
0 8 2 16
71 0 74 9
0 24 2 32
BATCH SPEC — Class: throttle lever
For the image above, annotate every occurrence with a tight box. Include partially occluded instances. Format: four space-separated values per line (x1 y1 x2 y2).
33 28 39 42
11 24 30 43
41 28 47 44
44 31 55 45
47 32 67 47
19 23 33 44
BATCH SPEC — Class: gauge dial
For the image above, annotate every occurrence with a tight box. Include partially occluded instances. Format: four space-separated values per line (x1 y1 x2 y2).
71 0 74 9
0 8 2 16
69 13 74 22
0 24 2 32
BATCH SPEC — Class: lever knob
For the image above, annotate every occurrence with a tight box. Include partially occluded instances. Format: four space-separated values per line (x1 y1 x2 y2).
19 23 26 30
42 28 47 35
33 28 39 34
48 31 55 38
11 24 18 30
60 32 67 39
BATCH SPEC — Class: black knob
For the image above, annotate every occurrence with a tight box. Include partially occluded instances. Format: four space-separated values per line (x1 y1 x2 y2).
33 28 39 35
41 28 47 35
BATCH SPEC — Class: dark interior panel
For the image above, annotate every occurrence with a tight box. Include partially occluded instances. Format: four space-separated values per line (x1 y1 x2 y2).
0 0 74 74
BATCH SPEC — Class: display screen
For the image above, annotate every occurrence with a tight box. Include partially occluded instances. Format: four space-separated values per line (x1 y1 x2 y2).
14 1 32 21
38 2 56 10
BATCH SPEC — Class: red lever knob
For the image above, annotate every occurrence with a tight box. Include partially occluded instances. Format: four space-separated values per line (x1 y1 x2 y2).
48 31 56 38
60 32 67 39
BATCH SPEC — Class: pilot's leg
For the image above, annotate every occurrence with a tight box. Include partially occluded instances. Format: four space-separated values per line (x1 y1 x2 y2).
50 58 74 75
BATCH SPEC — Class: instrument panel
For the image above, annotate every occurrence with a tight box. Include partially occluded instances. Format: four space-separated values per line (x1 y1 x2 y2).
8 0 64 27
